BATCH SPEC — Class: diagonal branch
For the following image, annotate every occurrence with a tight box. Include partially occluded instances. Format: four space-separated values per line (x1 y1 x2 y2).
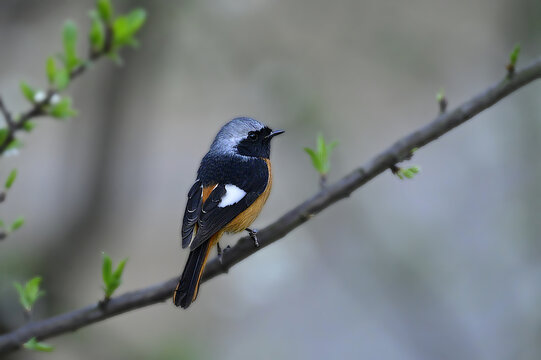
1 57 541 354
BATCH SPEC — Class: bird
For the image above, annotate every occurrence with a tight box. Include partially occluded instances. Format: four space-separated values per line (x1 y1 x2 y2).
173 117 284 309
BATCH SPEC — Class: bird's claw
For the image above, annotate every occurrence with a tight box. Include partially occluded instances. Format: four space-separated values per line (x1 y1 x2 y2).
246 228 259 247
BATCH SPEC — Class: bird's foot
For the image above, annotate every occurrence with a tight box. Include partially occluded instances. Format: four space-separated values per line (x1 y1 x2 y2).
246 228 259 248
217 242 231 264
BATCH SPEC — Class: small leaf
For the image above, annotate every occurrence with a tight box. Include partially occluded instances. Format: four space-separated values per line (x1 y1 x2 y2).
5 169 17 189
20 82 36 103
48 97 77 119
0 128 8 144
11 216 25 231
23 338 54 352
304 147 322 173
63 21 80 72
509 44 520 67
112 258 128 279
409 166 420 174
13 276 44 312
6 139 23 151
13 282 30 311
402 169 414 179
23 121 37 133
46 57 57 84
102 253 128 298
305 133 338 176
102 253 112 285
327 141 339 152
0 219 5 229
89 11 105 52
97 0 114 24
436 89 445 102
54 68 70 91
113 9 147 48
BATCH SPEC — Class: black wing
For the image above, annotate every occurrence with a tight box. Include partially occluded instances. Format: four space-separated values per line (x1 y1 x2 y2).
181 180 203 248
188 183 265 250
181 156 269 250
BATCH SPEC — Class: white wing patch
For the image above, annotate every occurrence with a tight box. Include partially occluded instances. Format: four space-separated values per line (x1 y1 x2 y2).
218 184 246 207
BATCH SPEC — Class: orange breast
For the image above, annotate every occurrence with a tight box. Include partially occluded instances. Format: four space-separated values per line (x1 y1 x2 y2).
224 159 272 233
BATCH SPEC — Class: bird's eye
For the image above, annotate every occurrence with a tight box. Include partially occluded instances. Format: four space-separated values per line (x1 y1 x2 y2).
248 132 258 141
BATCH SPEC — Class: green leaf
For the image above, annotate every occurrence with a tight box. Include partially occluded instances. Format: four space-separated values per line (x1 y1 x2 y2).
11 216 25 231
6 138 23 151
0 219 5 229
113 9 147 48
13 282 30 311
305 133 338 176
112 258 128 279
13 276 45 312
54 68 70 91
63 21 80 72
48 97 77 119
402 169 414 179
436 89 445 102
395 166 421 180
409 166 420 174
97 0 114 24
5 169 17 189
89 11 105 52
23 121 37 133
20 82 36 103
0 128 8 144
102 253 112 285
23 338 54 352
304 147 322 173
46 57 57 84
509 44 520 67
102 253 127 298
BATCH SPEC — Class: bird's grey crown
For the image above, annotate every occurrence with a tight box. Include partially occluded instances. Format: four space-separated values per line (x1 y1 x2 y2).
209 117 265 155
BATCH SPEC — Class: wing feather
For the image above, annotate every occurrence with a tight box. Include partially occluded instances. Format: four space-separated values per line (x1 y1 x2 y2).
181 180 203 248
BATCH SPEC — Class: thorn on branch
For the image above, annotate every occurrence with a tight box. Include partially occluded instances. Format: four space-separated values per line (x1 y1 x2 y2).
436 89 447 114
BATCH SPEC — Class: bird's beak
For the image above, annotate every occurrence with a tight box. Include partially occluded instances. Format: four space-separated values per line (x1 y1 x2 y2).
265 129 285 140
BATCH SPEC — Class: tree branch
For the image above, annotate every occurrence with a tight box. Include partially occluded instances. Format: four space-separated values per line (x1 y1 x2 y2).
1 57 541 354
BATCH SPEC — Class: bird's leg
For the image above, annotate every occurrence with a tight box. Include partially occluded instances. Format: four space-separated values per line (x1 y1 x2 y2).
246 228 259 247
216 242 231 264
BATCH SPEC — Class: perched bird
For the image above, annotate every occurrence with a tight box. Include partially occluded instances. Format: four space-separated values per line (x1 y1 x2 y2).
173 117 284 309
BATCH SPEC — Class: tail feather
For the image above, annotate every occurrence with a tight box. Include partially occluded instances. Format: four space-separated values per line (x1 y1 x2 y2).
173 239 213 308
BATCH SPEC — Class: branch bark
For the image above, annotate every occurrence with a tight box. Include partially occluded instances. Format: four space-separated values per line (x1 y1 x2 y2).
1 57 541 354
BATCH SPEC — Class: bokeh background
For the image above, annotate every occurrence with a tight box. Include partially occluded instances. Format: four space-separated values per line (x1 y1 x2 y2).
1 0 541 359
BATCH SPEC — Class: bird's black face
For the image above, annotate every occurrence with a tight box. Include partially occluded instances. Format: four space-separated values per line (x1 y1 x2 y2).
236 127 284 158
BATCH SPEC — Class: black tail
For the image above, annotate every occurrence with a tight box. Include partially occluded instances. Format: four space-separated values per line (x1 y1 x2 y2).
173 240 212 309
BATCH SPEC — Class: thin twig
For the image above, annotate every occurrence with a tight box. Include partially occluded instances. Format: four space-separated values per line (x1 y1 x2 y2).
0 26 113 155
1 57 541 354
0 97 15 129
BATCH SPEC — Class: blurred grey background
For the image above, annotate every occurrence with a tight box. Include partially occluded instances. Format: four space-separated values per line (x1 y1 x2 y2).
1 0 541 359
